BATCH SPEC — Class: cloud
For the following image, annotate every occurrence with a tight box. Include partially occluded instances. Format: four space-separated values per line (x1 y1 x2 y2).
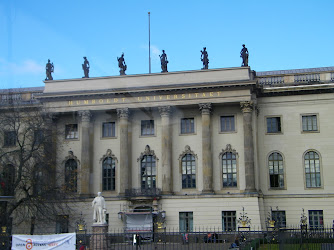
0 59 44 75
141 44 161 62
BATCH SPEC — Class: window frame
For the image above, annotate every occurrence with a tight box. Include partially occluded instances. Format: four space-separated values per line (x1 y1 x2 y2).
140 120 155 136
4 130 16 147
102 121 116 138
308 210 323 229
222 211 236 231
181 154 196 189
180 117 195 135
303 150 322 189
220 115 236 133
65 159 78 192
141 155 156 189
268 151 285 190
301 114 319 133
265 116 282 134
222 152 238 188
34 129 44 145
65 124 79 140
56 215 69 234
179 212 193 232
102 157 116 191
272 210 286 228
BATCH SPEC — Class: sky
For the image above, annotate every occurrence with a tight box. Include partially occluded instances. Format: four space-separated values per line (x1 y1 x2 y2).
0 0 333 89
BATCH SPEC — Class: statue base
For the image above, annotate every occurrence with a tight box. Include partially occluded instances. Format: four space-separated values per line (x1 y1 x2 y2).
90 224 108 250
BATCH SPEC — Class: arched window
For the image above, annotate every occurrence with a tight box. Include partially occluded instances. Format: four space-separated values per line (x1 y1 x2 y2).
304 151 321 188
141 155 156 189
268 152 284 188
33 164 45 195
182 154 196 188
102 157 115 191
222 152 237 187
65 159 77 192
220 144 238 188
2 164 15 196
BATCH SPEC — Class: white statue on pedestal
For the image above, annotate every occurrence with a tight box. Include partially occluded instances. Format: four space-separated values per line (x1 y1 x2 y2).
92 192 107 224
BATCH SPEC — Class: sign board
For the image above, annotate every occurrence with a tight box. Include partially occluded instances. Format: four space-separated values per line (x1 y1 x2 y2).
12 233 76 250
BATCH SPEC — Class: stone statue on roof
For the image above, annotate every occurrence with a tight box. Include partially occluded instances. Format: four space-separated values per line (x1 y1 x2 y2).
240 44 249 67
201 47 209 70
82 57 90 78
45 59 54 81
117 53 127 75
159 50 169 73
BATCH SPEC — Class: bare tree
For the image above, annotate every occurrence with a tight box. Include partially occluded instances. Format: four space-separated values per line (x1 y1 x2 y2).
0 100 73 234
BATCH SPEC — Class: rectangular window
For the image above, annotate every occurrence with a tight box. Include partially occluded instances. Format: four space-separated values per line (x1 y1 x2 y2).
266 117 281 133
56 215 69 233
302 115 318 132
34 130 44 144
181 118 195 134
4 131 16 147
141 120 155 136
309 210 323 229
65 124 78 139
221 116 235 132
179 212 193 232
222 211 236 231
272 211 286 228
102 122 116 137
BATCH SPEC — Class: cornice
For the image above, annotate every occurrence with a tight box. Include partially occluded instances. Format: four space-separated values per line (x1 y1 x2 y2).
37 80 256 101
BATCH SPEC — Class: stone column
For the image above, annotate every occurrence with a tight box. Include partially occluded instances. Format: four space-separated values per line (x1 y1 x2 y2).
78 110 92 196
240 101 256 192
117 108 130 195
158 106 172 194
43 112 58 188
199 103 213 193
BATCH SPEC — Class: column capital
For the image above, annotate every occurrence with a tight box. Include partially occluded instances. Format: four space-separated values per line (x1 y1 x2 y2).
117 108 129 118
158 106 171 116
78 110 91 122
42 111 59 122
199 103 212 115
240 101 254 113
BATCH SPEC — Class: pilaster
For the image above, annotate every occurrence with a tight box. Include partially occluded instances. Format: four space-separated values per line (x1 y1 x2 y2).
158 106 172 194
240 101 256 192
117 108 130 195
78 110 92 196
199 103 213 193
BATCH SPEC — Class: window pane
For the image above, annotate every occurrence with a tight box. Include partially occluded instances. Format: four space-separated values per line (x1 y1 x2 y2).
268 153 284 188
222 152 237 187
181 118 195 134
182 154 196 188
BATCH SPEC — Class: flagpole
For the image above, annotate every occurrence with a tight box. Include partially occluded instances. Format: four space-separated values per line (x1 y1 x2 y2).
148 12 151 74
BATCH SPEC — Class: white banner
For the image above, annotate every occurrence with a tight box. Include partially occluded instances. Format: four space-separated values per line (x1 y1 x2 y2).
12 233 76 250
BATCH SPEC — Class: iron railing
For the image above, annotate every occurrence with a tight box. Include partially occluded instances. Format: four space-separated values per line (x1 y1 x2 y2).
3 227 334 250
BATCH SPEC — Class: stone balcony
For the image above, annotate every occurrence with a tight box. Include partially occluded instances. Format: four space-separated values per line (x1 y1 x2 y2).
124 188 161 201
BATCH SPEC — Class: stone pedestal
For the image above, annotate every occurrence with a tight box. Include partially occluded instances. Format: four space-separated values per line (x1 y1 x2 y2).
90 224 108 250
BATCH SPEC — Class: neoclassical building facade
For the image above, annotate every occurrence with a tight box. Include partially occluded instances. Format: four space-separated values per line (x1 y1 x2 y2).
1 66 334 233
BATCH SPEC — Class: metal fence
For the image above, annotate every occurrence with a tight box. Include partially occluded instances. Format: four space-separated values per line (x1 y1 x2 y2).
1 227 334 250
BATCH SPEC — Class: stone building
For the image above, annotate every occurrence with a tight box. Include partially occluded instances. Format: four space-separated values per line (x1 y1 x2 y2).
1 66 334 233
